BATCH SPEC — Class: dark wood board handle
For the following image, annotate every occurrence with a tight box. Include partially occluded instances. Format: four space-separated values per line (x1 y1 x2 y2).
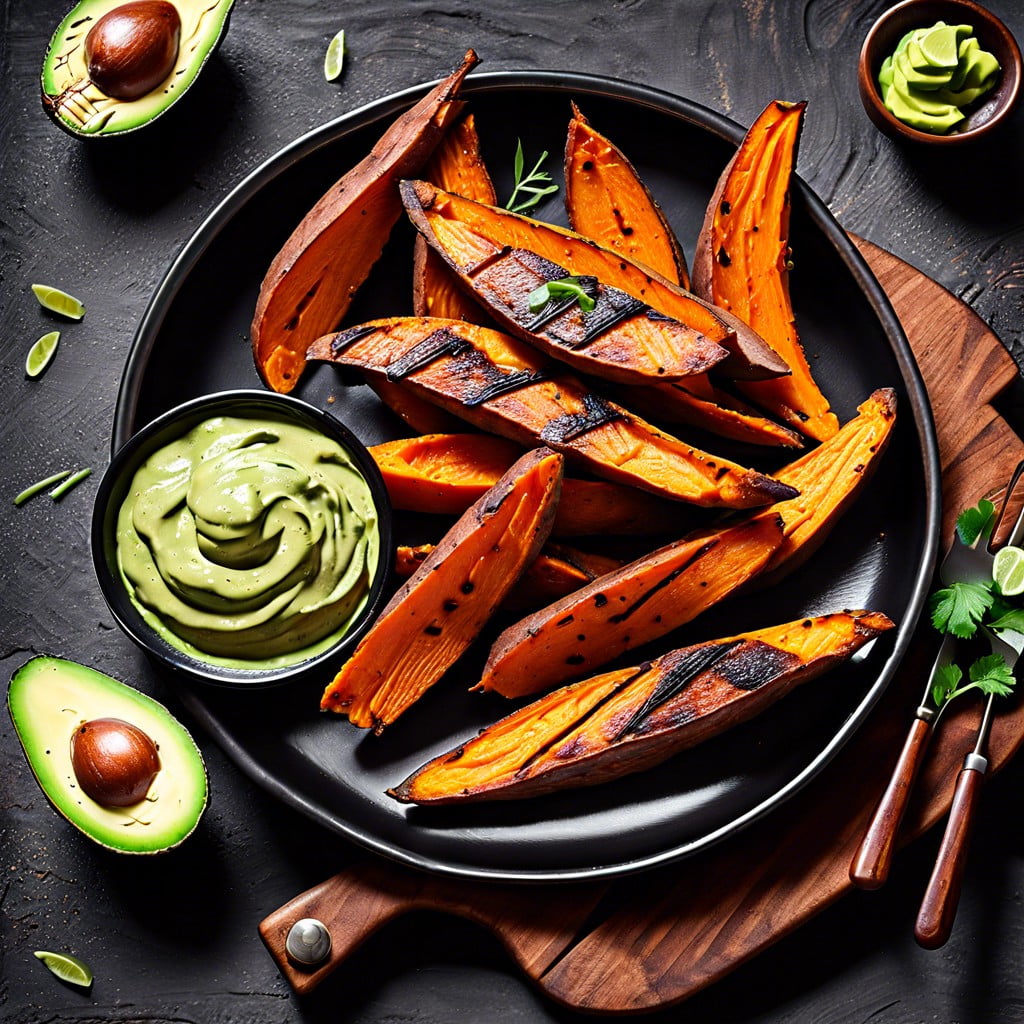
850 715 932 889
914 764 986 950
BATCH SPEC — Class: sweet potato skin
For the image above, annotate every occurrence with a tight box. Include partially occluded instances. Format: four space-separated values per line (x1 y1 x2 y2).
478 512 786 698
250 51 478 393
321 447 563 731
307 316 799 510
692 100 838 441
400 179 790 382
564 103 689 288
391 611 895 803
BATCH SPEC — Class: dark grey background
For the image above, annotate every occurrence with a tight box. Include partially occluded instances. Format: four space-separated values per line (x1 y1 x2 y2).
2 1 1023 1021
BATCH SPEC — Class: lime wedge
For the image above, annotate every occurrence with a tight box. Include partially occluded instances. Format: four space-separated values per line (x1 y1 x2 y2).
324 29 346 81
993 545 1024 597
25 331 60 378
31 284 85 320
33 950 93 988
919 24 961 69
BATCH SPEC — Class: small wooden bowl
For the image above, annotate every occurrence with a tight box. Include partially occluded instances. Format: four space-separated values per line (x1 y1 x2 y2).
858 0 1022 144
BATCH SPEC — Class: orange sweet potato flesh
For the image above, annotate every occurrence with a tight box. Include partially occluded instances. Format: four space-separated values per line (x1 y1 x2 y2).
399 179 789 382
391 610 894 802
477 512 786 698
763 387 897 580
320 447 563 732
395 541 624 611
368 432 686 536
250 51 478 393
692 100 839 441
307 317 799 509
367 378 467 435
407 189 728 386
564 104 689 289
413 113 497 325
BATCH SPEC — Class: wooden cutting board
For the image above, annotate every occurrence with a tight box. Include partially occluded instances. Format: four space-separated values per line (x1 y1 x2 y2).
259 238 1024 1013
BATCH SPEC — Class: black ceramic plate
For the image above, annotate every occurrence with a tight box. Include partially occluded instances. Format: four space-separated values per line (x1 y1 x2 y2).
113 71 940 882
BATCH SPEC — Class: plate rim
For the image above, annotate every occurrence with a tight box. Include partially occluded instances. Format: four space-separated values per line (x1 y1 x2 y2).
113 68 942 882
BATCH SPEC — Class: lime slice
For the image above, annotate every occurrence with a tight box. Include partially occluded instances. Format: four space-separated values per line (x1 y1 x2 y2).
993 545 1024 597
31 284 85 320
324 29 346 81
33 950 93 988
919 24 961 69
25 331 60 378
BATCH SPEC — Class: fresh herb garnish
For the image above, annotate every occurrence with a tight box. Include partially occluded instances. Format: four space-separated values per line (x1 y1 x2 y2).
928 497 1022 714
49 467 92 501
13 470 73 506
527 276 597 314
505 140 559 214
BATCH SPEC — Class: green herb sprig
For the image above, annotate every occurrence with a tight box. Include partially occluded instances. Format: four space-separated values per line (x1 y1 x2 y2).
505 140 559 214
527 276 597 314
928 498 1021 714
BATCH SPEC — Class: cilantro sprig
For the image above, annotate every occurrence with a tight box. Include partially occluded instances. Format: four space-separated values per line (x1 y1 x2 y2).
527 276 597 315
505 140 559 214
928 498 1021 714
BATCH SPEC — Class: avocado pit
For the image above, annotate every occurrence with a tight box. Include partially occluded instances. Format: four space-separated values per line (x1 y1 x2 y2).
70 717 162 806
84 0 181 101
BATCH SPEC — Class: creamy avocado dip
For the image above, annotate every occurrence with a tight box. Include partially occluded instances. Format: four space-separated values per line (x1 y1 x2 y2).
115 412 380 669
878 22 1000 134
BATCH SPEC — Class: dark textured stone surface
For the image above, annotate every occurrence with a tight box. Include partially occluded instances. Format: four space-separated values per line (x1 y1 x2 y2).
2 1 1023 1021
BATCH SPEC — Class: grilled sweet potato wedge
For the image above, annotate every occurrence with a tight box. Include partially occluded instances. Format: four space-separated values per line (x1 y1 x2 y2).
367 378 467 435
564 103 689 288
413 112 497 324
250 51 478 393
369 432 685 536
396 541 624 612
321 448 563 732
399 179 789 382
307 317 798 509
692 100 838 441
408 200 728 386
392 611 894 803
477 513 786 698
764 388 897 579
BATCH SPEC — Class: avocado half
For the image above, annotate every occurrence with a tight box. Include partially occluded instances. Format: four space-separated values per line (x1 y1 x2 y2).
8 656 208 853
41 0 234 138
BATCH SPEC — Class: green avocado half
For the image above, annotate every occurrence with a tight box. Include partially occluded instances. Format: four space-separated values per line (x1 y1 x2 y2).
41 0 234 138
8 656 208 854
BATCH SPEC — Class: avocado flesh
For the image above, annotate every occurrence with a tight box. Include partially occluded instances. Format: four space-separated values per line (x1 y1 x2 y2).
41 0 233 137
8 656 208 854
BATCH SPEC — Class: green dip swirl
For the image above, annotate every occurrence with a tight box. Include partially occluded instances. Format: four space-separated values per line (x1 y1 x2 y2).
115 412 380 669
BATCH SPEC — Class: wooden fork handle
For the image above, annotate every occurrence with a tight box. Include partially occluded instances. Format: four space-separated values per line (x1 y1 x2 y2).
850 716 932 889
914 761 986 949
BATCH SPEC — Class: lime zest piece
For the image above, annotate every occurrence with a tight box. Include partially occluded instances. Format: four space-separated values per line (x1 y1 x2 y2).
33 950 94 988
14 470 74 506
324 29 346 81
993 545 1024 597
49 467 92 501
25 330 61 379
30 284 85 320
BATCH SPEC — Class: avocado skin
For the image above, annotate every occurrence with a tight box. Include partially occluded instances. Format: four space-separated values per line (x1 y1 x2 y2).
8 655 208 854
40 0 234 139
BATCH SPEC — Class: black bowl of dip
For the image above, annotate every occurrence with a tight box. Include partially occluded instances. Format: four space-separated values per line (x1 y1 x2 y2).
92 390 394 687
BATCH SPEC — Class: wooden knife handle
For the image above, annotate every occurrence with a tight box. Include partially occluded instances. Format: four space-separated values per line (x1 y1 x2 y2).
914 764 985 949
850 716 932 889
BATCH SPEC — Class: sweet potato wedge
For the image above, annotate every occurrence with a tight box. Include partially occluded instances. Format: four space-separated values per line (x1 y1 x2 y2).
307 317 799 509
368 432 686 536
391 611 894 802
321 447 563 731
564 103 689 288
763 387 897 579
407 200 727 386
413 112 497 324
692 100 839 441
250 51 478 393
399 179 789 382
367 378 467 435
477 512 786 698
395 541 624 612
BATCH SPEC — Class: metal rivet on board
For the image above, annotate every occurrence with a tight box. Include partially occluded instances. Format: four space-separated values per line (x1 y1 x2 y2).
285 918 332 967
